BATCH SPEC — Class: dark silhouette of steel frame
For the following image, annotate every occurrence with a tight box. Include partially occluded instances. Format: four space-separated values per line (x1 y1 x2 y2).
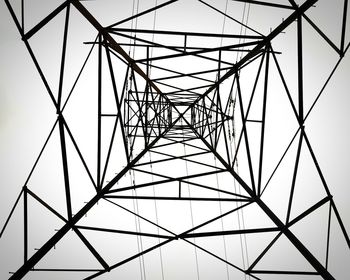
1 0 350 279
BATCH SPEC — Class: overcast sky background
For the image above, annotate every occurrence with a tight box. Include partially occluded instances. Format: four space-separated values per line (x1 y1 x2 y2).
0 0 350 279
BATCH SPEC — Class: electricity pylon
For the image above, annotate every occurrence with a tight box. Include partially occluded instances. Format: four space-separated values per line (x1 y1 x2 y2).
1 0 349 279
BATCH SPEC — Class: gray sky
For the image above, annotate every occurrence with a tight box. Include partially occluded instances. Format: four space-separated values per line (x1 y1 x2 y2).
1 0 350 279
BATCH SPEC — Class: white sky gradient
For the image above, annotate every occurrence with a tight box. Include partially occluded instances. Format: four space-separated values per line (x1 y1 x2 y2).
1 0 350 279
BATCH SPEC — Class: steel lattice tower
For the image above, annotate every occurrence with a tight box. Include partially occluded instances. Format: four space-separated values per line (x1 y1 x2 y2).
1 0 350 279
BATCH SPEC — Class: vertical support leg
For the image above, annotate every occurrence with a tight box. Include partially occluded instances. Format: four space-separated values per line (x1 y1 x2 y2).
97 33 102 190
58 115 72 220
297 15 304 124
57 4 70 113
341 0 348 55
145 46 150 146
257 45 269 195
23 185 28 263
21 0 24 32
